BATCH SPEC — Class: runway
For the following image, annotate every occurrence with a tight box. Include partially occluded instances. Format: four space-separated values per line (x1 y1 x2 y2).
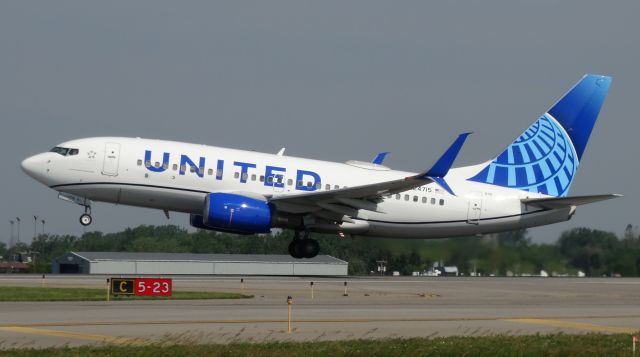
0 275 639 348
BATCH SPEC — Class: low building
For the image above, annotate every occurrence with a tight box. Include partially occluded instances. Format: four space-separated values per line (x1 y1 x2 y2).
0 262 30 273
52 252 348 276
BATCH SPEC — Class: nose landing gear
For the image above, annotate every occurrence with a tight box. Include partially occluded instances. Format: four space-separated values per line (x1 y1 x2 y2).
288 231 320 259
79 207 92 226
58 193 93 226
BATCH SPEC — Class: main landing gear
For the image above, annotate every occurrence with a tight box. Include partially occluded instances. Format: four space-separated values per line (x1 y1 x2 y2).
288 231 320 259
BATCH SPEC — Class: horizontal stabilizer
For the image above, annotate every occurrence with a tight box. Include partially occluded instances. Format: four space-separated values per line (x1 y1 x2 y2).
521 194 622 209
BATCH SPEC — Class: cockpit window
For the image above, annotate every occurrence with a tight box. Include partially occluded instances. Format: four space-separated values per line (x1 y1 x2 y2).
50 147 79 156
50 147 69 156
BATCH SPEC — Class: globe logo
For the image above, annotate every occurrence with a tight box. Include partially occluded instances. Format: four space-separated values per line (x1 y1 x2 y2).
469 114 578 197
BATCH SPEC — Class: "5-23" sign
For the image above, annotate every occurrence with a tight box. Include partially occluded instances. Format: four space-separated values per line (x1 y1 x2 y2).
111 278 172 297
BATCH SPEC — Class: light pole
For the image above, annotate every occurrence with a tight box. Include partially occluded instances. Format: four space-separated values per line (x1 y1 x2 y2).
9 220 14 248
41 219 45 236
15 217 20 244
33 215 38 242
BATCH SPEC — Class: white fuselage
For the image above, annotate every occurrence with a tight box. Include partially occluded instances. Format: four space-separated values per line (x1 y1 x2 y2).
21 137 574 238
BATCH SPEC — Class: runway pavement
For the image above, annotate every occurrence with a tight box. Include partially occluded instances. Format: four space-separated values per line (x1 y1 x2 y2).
0 275 639 348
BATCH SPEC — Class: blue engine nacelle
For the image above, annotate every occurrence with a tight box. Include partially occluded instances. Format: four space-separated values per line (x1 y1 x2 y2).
200 193 273 234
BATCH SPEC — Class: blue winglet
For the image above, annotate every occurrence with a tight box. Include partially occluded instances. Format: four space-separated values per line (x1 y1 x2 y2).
423 133 471 178
372 152 390 165
419 133 471 196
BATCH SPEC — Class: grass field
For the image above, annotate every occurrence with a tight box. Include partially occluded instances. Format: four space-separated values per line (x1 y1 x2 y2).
0 334 636 356
0 286 251 301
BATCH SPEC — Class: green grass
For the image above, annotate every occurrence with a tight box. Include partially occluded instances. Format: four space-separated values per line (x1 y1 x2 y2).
0 286 252 301
0 334 637 356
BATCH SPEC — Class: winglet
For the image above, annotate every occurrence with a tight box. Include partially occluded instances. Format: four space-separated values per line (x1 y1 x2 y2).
372 152 390 165
423 133 471 178
419 133 471 196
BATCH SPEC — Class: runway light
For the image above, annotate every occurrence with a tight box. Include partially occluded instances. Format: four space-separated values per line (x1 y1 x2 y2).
287 296 294 334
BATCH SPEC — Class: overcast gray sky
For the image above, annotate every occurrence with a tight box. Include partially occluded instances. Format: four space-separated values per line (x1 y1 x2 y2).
1 1 638 245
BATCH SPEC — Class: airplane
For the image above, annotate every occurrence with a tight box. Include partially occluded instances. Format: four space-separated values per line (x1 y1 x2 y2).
21 74 621 259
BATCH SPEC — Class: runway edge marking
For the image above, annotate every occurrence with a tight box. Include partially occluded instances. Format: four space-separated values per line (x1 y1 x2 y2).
503 318 636 334
0 326 149 346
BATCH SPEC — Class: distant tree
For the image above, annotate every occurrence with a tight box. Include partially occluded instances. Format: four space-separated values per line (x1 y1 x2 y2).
497 229 530 247
558 228 619 276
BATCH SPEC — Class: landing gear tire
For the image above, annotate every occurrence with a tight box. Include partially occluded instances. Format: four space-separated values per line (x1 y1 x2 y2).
289 240 304 259
288 238 320 259
302 239 320 258
79 214 92 226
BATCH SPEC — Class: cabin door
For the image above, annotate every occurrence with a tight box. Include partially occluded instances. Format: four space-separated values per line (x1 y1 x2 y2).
467 197 482 225
102 142 121 176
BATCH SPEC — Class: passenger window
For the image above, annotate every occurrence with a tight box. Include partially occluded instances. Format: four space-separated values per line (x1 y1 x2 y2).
267 176 274 183
216 169 223 177
316 183 322 189
334 185 340 190
208 169 214 176
307 182 313 188
413 196 418 202
422 197 427 203
395 194 400 200
154 162 160 168
404 195 409 201
145 161 151 167
173 164 178 171
325 184 331 190
234 172 240 179
137 159 142 166
190 166 195 173
163 163 169 170
431 198 436 205
260 175 265 182
251 174 256 181
242 172 248 181
439 199 445 206
180 165 186 172
277 177 283 184
298 180 304 187
288 179 294 186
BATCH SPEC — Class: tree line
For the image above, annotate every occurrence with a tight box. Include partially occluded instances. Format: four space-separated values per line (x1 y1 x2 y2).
1 224 639 276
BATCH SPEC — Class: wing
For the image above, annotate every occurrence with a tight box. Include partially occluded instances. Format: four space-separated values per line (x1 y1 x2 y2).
521 194 622 209
269 133 471 219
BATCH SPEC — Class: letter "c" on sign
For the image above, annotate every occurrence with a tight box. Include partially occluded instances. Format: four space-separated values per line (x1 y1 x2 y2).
120 281 127 292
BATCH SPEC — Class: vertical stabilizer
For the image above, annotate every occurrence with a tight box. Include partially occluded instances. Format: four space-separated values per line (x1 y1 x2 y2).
469 74 612 197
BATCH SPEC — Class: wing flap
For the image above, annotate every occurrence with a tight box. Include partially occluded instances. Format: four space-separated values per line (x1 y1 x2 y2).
521 194 622 209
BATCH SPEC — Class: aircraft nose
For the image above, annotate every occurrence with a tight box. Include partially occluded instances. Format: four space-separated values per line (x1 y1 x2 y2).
21 153 51 183
21 155 40 177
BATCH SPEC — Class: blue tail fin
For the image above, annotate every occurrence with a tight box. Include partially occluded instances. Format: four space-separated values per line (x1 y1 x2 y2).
468 74 612 197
